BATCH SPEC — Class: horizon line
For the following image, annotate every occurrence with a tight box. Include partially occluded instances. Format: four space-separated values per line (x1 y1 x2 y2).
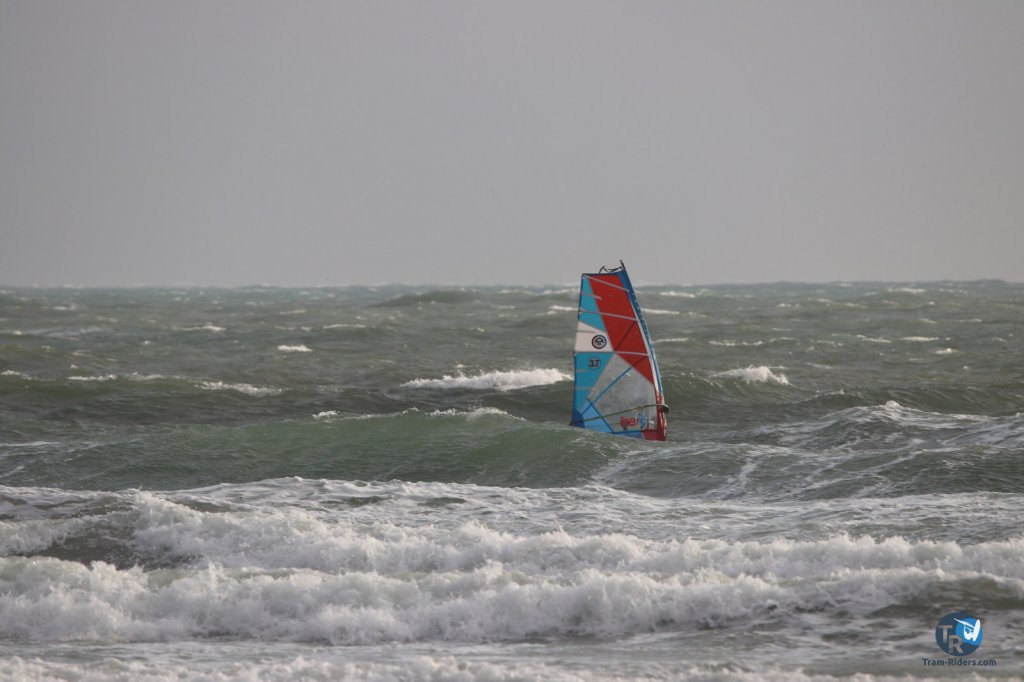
0 277 1019 290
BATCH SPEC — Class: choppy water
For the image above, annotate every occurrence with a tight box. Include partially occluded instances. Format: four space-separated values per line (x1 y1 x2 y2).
1 282 1022 680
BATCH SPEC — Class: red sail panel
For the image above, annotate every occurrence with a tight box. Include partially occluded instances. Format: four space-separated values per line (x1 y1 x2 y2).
588 274 655 384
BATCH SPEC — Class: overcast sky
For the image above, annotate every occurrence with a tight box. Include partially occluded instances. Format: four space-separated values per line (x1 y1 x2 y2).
2 1 1022 286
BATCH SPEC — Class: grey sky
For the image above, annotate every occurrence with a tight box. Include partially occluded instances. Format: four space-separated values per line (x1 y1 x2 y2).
2 1 1022 286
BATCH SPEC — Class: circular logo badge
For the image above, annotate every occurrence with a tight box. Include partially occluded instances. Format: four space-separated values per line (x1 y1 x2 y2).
935 611 983 656
591 335 608 349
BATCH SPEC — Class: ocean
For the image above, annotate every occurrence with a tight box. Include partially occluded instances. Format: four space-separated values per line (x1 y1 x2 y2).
0 281 1021 681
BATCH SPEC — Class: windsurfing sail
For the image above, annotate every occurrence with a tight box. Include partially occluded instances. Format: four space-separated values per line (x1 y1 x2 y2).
570 261 668 440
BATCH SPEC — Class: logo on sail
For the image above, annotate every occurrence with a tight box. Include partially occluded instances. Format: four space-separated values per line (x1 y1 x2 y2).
591 335 608 349
935 611 983 656
620 413 649 430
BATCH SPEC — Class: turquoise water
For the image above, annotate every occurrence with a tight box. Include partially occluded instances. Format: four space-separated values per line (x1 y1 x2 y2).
1 282 1022 680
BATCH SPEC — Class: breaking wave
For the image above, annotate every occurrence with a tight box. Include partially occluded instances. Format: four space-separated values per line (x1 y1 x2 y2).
1 483 1021 646
401 368 570 391
197 381 284 397
277 344 313 353
712 366 790 385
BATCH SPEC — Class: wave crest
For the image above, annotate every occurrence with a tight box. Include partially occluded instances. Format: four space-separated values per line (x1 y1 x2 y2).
712 366 790 385
1 509 1020 645
401 368 569 391
199 381 283 397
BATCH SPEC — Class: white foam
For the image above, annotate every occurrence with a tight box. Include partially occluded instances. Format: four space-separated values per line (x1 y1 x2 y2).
0 653 897 682
846 401 989 430
130 373 170 382
1 499 1022 647
642 308 679 316
278 344 313 353
198 381 283 397
710 340 764 347
548 305 576 312
180 324 226 332
713 366 790 385
949 413 1024 447
900 336 940 342
65 373 175 384
313 411 340 419
428 407 517 421
402 369 569 392
934 347 957 355
1 370 33 380
658 291 697 299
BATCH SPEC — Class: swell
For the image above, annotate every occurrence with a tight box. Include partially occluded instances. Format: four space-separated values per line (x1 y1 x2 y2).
0 409 634 491
2 400 1020 499
661 373 1024 419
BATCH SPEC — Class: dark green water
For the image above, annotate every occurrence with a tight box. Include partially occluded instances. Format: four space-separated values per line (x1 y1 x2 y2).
1 282 1022 680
